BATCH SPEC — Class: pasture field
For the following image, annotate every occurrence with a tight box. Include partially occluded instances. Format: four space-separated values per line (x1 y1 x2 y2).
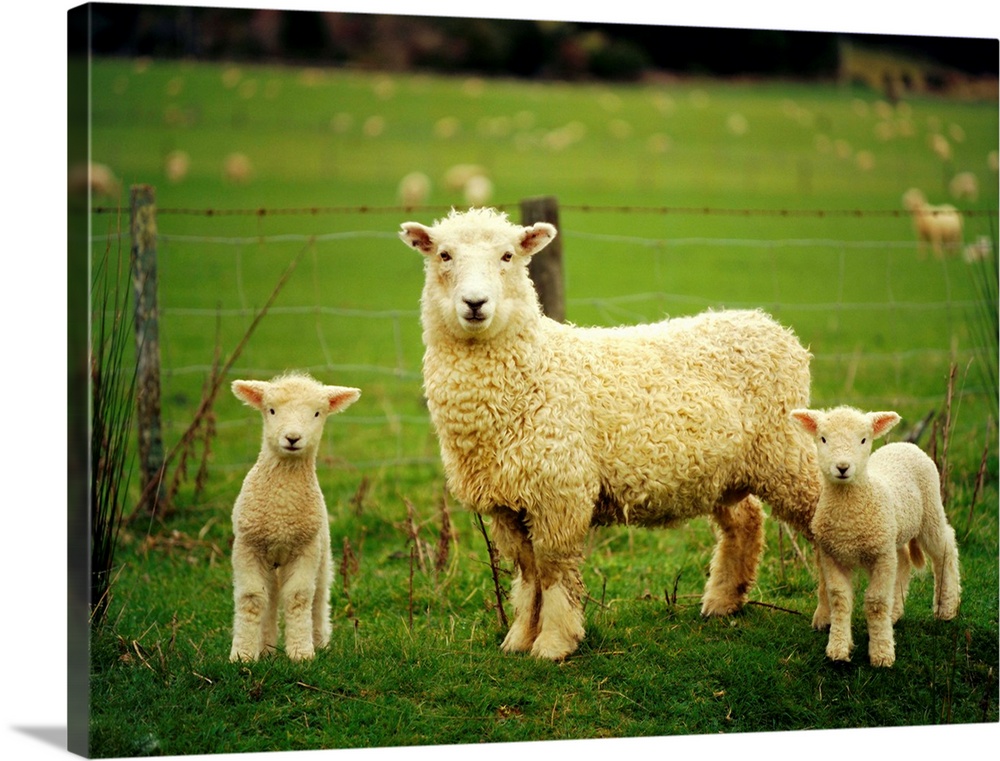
85 56 998 757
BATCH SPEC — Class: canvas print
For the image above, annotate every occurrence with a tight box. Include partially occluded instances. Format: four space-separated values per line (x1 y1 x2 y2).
66 1 998 758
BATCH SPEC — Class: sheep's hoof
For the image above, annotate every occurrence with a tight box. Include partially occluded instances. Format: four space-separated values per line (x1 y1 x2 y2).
825 642 852 663
500 626 535 654
700 598 743 617
229 649 259 663
286 645 316 661
529 632 579 661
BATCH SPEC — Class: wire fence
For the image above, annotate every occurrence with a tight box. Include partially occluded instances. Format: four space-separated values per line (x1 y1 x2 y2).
94 199 997 490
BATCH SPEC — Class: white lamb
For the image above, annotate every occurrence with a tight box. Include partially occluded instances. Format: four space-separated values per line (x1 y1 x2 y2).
902 188 963 259
399 207 825 661
791 406 961 667
229 372 361 662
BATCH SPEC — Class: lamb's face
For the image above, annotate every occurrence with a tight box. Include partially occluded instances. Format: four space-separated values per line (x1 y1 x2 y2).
791 407 900 485
399 209 556 339
232 376 361 461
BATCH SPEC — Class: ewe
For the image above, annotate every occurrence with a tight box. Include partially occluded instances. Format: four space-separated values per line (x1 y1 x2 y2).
902 188 963 259
400 207 825 661
229 373 361 662
792 406 961 667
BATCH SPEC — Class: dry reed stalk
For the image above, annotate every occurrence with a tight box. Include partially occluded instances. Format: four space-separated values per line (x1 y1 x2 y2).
475 513 508 629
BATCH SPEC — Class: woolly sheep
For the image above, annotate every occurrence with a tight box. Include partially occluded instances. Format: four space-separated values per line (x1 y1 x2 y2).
229 373 361 661
902 188 963 259
399 207 825 661
791 406 961 667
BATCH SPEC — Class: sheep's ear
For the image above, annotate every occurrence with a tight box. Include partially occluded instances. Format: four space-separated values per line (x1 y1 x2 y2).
869 411 901 439
518 222 557 258
399 222 435 254
790 409 820 435
232 380 268 410
326 386 361 415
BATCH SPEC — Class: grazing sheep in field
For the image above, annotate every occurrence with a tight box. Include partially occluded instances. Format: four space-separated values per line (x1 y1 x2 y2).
398 171 432 208
68 161 120 199
229 373 361 662
399 207 826 661
791 406 961 667
948 171 979 202
223 152 253 184
902 188 963 259
164 150 191 183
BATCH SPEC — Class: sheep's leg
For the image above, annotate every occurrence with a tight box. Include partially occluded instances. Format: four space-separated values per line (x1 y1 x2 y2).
524 506 588 660
530 555 586 661
489 508 540 653
279 552 321 661
926 521 962 620
230 542 272 662
312 534 334 650
819 551 854 662
864 553 898 667
701 496 765 617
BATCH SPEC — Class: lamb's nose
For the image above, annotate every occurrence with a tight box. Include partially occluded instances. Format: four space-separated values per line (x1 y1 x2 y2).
464 297 487 313
836 464 849 476
286 435 301 446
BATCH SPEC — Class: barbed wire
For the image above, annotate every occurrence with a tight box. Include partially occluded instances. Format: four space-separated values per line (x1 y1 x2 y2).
91 202 1000 219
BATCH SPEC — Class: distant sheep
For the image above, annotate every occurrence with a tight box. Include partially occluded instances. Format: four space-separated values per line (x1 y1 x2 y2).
792 406 961 667
948 171 979 202
398 171 431 208
68 162 120 199
164 150 191 183
902 188 963 259
400 207 825 661
223 152 253 184
229 373 361 661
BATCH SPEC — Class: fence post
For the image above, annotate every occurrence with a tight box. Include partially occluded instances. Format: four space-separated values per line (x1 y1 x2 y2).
130 184 166 515
520 195 565 323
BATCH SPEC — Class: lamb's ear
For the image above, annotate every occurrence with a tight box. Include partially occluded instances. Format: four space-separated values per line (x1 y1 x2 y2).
232 380 268 410
869 411 901 439
327 386 361 415
518 222 557 258
399 222 435 254
790 409 820 435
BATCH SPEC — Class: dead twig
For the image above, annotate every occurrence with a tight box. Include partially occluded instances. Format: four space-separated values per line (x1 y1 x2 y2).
475 513 508 629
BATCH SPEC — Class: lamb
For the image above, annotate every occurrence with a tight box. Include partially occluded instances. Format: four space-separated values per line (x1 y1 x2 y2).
902 188 963 259
791 406 961 667
399 207 826 661
229 372 361 662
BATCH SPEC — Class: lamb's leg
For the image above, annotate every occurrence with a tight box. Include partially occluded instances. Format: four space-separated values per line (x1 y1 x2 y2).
489 508 540 653
892 544 913 624
279 552 321 661
811 543 831 630
312 533 334 650
230 542 272 662
925 520 962 620
262 570 279 656
864 553 897 667
819 551 854 662
701 495 765 616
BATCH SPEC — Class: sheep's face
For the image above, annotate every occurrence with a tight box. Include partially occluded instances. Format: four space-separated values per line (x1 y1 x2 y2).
399 208 556 339
232 375 361 461
791 407 900 485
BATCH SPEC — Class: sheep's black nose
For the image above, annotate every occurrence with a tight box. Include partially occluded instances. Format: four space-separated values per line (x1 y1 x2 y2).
464 298 487 313
837 465 849 476
286 436 300 446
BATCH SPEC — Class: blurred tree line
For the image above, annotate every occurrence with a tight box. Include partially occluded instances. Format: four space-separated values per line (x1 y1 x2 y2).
72 3 997 84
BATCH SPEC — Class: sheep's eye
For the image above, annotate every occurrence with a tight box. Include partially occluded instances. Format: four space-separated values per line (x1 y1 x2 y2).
501 251 513 263
439 251 452 262
861 437 866 444
315 411 320 418
820 436 826 444
269 408 275 415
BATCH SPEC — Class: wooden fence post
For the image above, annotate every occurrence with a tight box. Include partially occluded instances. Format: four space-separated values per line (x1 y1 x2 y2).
130 184 166 515
520 196 565 323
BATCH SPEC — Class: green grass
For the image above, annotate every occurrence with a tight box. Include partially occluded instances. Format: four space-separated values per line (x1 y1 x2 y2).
85 57 998 757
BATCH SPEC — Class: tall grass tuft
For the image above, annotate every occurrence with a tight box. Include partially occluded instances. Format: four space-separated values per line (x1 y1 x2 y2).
90 233 137 627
